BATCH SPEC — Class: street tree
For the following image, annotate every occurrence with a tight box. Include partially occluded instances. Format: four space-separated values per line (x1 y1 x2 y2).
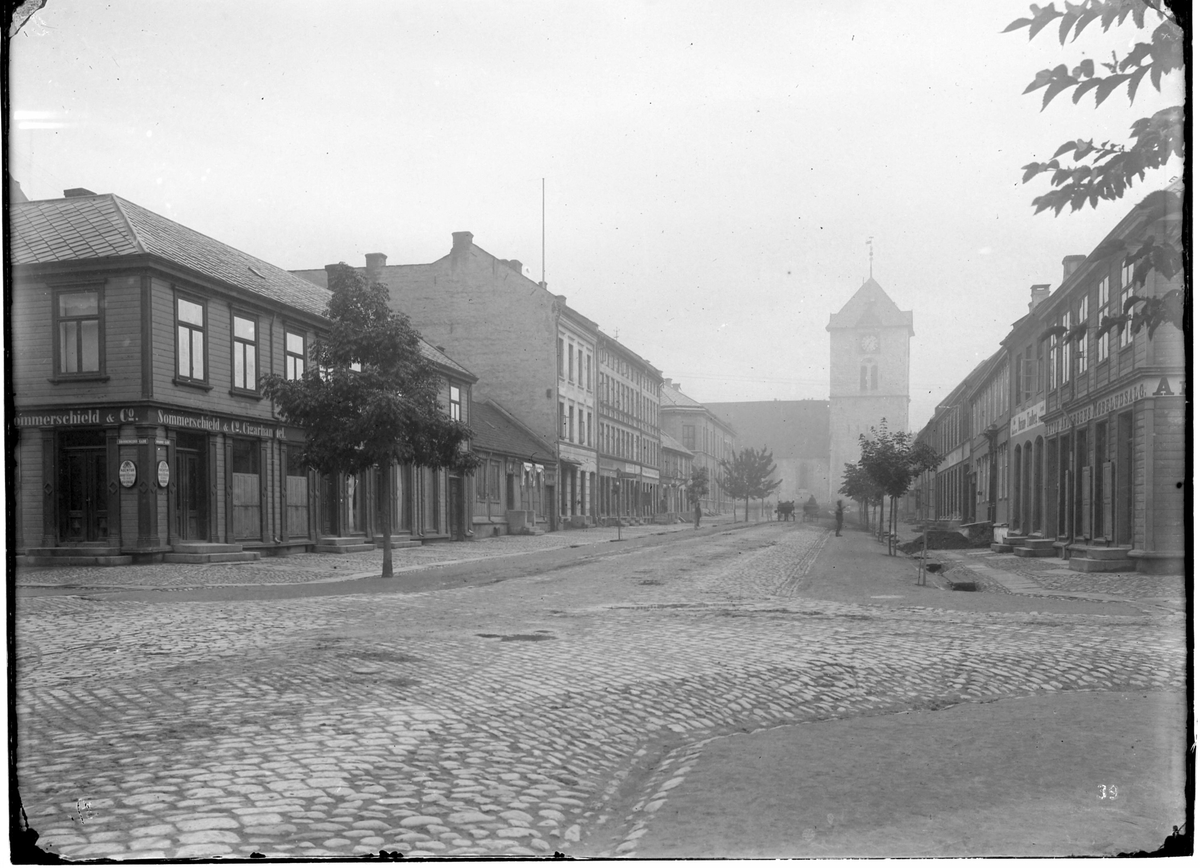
719 446 782 522
1007 0 1184 337
856 422 939 556
839 462 882 530
263 263 480 578
686 466 710 509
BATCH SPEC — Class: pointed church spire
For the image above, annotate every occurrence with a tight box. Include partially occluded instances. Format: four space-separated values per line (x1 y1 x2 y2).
866 236 874 280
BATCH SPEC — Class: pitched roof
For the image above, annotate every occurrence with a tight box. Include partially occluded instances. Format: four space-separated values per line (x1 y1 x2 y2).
11 192 471 376
469 399 556 462
827 277 914 333
660 381 704 410
11 193 332 318
660 430 691 455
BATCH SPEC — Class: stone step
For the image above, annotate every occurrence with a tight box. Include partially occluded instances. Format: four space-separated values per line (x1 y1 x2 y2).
171 542 244 555
371 538 422 549
18 554 133 567
1080 545 1135 560
163 551 262 564
989 542 1013 553
314 539 376 553
1013 539 1058 558
25 545 124 558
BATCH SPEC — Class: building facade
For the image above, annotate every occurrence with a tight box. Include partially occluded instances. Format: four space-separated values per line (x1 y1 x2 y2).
1037 190 1185 573
11 189 473 565
826 278 913 502
596 334 663 522
469 398 556 536
659 432 693 519
913 187 1184 574
659 379 737 514
294 235 600 530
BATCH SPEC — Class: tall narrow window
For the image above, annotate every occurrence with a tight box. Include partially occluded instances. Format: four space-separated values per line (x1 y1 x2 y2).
56 289 102 375
232 314 258 391
1119 260 1134 349
449 385 462 421
558 338 565 378
1097 277 1110 362
568 343 575 382
587 412 592 446
586 354 592 390
1061 312 1071 384
560 402 567 438
568 403 575 441
285 330 306 380
176 296 206 382
1076 295 1089 375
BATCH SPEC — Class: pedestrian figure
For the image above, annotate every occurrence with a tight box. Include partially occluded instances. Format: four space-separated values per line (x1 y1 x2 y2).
834 500 844 536
694 500 702 529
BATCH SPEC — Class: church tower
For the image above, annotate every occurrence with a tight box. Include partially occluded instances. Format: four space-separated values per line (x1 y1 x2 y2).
826 277 913 502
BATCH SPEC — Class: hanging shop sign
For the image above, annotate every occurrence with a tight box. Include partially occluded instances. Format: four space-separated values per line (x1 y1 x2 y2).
118 460 138 488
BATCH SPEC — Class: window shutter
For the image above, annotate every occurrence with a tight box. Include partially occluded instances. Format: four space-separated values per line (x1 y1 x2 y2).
1102 461 1114 541
1080 465 1092 541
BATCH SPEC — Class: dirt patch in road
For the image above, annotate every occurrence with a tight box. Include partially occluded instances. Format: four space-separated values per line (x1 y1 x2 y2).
631 689 1186 858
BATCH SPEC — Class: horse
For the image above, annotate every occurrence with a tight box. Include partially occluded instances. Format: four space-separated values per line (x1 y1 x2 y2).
775 500 796 521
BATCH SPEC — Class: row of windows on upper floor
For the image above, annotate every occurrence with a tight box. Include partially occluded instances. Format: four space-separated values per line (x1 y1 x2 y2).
680 423 733 457
558 337 592 391
52 286 465 421
598 348 657 393
932 261 1159 454
54 286 311 392
1012 261 1146 407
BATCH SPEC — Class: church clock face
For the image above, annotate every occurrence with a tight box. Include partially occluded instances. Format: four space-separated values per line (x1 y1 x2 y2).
859 333 880 353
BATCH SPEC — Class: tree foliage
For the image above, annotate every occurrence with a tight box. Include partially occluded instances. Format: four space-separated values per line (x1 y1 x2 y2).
1007 0 1184 338
719 446 781 522
686 466 710 507
263 263 479 576
849 421 939 555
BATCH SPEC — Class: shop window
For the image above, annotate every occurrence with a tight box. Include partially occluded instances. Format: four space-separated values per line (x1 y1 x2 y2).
232 314 258 392
55 288 103 376
176 295 207 383
285 330 306 379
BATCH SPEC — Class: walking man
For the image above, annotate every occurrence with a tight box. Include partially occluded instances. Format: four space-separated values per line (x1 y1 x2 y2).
834 499 844 536
694 499 702 529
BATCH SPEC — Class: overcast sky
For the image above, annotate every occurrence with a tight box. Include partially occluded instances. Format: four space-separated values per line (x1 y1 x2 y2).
9 0 1183 429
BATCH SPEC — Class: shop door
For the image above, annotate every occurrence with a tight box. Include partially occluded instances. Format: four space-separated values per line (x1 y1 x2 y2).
177 449 208 540
320 473 339 535
60 447 108 542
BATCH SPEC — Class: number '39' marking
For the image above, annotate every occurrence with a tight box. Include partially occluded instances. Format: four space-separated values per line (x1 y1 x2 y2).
1098 784 1119 800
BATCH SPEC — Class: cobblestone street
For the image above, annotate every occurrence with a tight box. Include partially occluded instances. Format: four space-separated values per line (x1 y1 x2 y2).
13 523 1187 859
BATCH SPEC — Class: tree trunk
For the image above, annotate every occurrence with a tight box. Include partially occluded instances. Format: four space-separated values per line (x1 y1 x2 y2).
381 465 394 578
888 496 896 555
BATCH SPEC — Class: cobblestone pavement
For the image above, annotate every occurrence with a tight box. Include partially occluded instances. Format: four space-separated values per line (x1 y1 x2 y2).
14 523 1185 859
15 518 728 591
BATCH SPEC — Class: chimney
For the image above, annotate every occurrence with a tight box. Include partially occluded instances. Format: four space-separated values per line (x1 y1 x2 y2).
1028 284 1051 312
365 252 387 286
324 263 340 287
63 187 96 198
505 259 523 274
451 231 474 253
1062 255 1086 282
